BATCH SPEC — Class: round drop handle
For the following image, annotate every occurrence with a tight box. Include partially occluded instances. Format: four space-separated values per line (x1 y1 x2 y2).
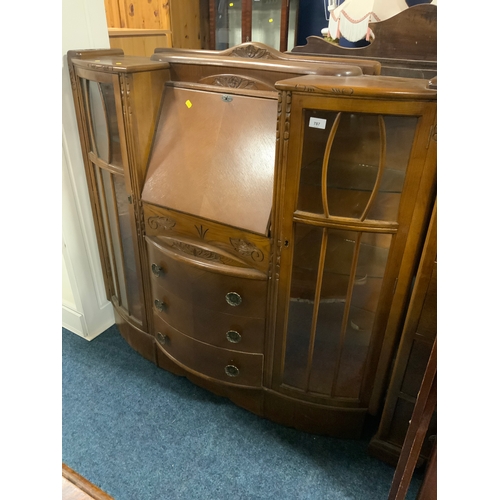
226 330 241 344
225 292 242 307
224 365 240 377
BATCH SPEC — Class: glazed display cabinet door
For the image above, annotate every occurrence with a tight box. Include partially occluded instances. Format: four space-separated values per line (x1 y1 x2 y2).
76 71 147 329
210 0 298 51
273 95 436 410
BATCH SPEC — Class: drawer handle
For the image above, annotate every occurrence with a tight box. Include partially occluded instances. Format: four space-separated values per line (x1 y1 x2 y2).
225 292 242 307
154 299 166 312
226 330 241 343
156 332 169 345
224 365 240 377
151 263 163 277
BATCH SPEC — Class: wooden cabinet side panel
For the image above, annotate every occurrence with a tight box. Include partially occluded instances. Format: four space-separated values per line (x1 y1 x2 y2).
369 202 437 464
368 115 437 414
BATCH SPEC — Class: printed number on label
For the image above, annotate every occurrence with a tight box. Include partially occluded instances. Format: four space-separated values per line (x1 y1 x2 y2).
309 117 327 129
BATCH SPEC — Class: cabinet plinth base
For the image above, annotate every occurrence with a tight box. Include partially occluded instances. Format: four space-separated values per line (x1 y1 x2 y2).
262 390 366 439
368 435 426 468
154 338 367 438
113 308 156 364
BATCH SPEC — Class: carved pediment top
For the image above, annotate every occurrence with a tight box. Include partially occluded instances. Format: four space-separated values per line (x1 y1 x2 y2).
222 42 281 60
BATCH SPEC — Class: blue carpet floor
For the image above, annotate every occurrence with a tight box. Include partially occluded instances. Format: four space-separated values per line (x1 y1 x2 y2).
62 325 422 500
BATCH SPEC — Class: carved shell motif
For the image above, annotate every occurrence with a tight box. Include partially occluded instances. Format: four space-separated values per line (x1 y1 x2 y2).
230 238 264 262
214 76 257 89
230 45 276 59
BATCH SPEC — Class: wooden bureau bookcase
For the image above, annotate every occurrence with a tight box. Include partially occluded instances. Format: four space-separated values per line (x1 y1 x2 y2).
67 43 436 439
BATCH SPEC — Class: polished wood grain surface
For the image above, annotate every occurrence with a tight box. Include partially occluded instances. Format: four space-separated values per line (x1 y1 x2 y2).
68 43 437 439
142 86 278 235
369 203 437 466
291 5 437 64
63 477 95 500
153 41 382 75
108 29 172 57
62 464 114 500
143 203 271 274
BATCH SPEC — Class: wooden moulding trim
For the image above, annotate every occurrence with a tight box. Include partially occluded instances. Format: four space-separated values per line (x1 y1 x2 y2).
108 28 172 37
367 437 428 468
62 464 114 500
275 75 438 100
360 116 387 221
304 227 328 391
71 57 170 74
68 49 124 60
154 42 381 76
146 235 268 280
164 80 277 100
151 53 363 77
293 211 399 233
265 386 364 410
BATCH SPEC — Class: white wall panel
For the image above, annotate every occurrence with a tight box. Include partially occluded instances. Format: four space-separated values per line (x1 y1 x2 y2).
62 0 115 339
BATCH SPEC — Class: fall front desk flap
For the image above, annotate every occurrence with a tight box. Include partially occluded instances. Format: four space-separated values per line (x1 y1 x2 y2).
142 86 278 236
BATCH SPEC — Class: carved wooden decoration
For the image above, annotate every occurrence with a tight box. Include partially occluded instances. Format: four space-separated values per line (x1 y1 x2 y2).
230 238 265 262
198 74 275 91
229 44 278 60
162 237 248 268
148 216 177 231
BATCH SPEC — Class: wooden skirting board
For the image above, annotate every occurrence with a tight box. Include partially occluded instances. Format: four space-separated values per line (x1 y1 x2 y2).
62 464 114 500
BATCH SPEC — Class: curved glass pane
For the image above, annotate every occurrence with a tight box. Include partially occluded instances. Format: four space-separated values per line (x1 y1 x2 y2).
252 0 281 50
282 223 393 399
87 81 123 168
297 111 418 222
102 172 144 325
216 0 242 49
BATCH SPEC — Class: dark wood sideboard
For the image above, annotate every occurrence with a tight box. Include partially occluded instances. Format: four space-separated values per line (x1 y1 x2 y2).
67 41 436 440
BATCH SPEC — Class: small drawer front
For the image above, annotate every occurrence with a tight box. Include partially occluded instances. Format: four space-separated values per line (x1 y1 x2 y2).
152 285 265 353
154 316 264 387
147 239 268 319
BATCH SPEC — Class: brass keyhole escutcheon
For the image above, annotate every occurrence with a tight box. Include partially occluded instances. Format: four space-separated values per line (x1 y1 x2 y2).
225 292 242 307
154 299 166 312
226 330 241 343
224 365 239 377
151 263 163 277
